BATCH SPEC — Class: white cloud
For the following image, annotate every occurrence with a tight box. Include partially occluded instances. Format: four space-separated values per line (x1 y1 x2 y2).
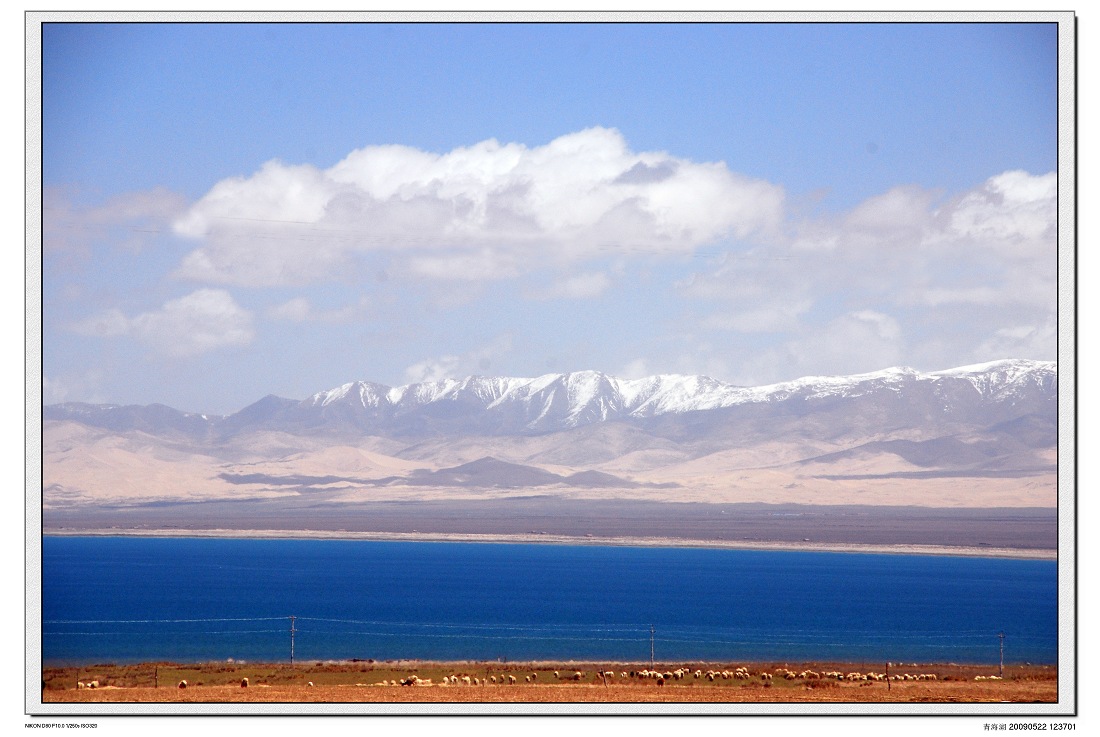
728 310 905 385
173 161 333 238
172 127 786 287
909 286 1003 307
972 315 1057 363
701 298 812 333
71 289 255 358
43 376 68 405
403 335 514 384
267 297 312 322
70 308 130 338
266 296 370 323
947 170 1056 246
618 358 650 380
527 271 611 300
404 249 520 282
681 170 1055 370
45 187 188 257
843 185 935 238
42 371 108 406
403 355 464 384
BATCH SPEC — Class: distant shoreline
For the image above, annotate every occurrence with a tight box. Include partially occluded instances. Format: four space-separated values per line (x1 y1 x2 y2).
41 527 1057 560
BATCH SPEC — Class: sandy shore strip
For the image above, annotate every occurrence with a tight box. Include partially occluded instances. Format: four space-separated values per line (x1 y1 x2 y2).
41 527 1056 559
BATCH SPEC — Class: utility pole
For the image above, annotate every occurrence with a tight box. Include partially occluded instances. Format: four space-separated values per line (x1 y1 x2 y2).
999 632 1005 678
650 624 655 668
290 616 297 664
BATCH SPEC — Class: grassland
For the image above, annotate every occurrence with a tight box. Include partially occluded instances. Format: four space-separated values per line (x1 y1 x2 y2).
41 660 1057 704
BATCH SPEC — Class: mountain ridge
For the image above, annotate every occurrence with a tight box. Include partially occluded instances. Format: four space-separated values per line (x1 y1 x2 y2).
44 358 1056 441
42 359 1059 510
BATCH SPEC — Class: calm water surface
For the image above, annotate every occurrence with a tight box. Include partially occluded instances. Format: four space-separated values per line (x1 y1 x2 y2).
40 536 1057 666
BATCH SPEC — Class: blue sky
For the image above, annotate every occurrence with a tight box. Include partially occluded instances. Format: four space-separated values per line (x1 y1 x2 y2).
40 20 1063 415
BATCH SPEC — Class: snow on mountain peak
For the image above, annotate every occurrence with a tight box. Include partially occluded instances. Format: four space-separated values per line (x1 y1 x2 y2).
45 359 1056 440
293 360 1054 431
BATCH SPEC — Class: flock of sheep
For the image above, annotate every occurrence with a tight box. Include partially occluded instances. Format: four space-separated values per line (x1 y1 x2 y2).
381 672 543 687
370 666 948 688
73 666 1006 691
770 669 941 682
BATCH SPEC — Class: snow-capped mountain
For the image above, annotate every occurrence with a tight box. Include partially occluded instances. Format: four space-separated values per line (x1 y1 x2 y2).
302 359 1056 426
45 358 1056 440
42 359 1060 513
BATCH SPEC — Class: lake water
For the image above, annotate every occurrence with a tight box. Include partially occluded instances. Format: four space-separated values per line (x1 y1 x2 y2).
40 536 1057 666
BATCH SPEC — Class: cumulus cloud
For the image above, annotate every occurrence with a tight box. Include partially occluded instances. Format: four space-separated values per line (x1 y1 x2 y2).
403 335 514 384
404 249 520 282
267 297 312 323
43 376 69 405
701 298 812 333
788 170 1054 265
172 127 786 287
43 372 108 406
739 310 906 383
527 271 612 300
70 308 130 338
842 185 936 241
680 170 1055 363
972 315 1057 363
45 186 188 257
71 289 255 357
266 296 370 323
403 354 465 384
946 170 1056 246
618 358 651 379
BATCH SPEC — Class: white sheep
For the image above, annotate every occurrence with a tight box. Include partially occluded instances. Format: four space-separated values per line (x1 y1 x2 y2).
240 677 249 688
178 680 187 689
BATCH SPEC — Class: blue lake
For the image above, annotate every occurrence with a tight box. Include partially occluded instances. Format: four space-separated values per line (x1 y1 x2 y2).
40 536 1057 666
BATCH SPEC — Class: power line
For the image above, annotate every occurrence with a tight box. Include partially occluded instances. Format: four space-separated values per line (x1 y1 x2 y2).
44 616 287 624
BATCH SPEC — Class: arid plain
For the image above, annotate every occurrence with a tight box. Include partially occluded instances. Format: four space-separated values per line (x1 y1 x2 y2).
43 661 1057 705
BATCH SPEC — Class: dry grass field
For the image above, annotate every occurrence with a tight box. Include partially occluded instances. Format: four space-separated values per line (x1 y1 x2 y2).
42 660 1057 704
